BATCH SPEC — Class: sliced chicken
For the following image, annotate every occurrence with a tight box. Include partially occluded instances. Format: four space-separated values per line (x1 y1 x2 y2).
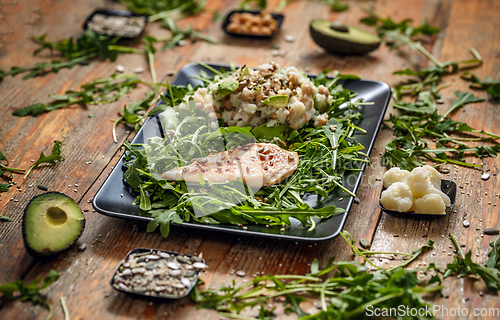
161 143 299 188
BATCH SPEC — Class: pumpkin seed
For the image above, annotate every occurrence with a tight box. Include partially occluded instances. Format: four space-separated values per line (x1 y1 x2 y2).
484 228 500 235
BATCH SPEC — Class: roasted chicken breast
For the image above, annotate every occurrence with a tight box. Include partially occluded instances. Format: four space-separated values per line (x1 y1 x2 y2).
161 143 299 188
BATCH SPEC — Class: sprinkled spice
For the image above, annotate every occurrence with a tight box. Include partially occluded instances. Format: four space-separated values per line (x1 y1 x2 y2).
112 249 206 299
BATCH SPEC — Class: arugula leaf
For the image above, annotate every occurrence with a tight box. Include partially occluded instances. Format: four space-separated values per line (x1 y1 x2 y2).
252 123 288 142
461 72 500 99
121 0 204 17
216 81 239 97
1 31 143 81
13 74 140 117
361 8 439 37
160 17 218 51
0 270 59 318
446 233 500 293
237 0 267 11
0 150 25 190
212 11 225 22
442 91 485 118
147 208 184 237
486 236 500 269
0 183 13 192
393 91 436 114
24 141 64 179
324 0 349 12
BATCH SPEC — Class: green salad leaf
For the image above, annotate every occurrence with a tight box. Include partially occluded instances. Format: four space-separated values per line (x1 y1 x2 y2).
24 141 64 179
0 270 59 319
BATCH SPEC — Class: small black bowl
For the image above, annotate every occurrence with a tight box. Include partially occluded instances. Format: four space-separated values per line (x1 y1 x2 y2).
222 10 284 39
83 9 148 40
379 180 457 216
110 248 206 299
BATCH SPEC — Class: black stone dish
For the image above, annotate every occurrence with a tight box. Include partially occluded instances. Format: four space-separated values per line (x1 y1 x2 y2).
379 180 457 216
83 9 147 40
93 62 392 241
222 10 284 39
110 248 204 299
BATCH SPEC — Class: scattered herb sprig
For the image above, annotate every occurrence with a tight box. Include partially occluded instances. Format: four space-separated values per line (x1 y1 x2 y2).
237 0 267 11
461 72 500 99
119 0 205 21
24 141 64 179
193 232 500 319
0 150 25 187
192 231 441 320
159 17 218 51
112 89 160 143
0 270 59 320
445 233 500 293
0 150 24 192
0 31 142 82
360 13 499 170
12 74 141 117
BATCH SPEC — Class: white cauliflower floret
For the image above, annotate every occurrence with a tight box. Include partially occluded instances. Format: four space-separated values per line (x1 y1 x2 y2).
380 182 413 212
420 165 441 189
407 166 450 206
412 193 447 215
380 165 451 213
382 167 411 188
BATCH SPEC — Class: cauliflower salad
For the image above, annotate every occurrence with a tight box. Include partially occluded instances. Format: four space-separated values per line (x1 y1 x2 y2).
380 165 451 215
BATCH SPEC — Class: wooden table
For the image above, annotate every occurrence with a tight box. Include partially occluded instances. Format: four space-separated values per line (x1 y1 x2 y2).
1 0 499 319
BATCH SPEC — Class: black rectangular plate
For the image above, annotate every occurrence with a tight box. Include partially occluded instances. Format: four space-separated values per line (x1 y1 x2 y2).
93 62 391 241
222 10 284 38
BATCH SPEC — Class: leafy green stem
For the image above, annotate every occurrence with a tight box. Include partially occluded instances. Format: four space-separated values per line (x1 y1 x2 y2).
380 29 443 68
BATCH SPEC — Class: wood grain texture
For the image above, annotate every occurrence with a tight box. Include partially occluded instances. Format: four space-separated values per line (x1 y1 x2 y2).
1 0 499 319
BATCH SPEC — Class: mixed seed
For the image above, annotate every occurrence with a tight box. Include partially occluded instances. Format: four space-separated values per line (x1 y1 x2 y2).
112 249 207 298
87 14 146 38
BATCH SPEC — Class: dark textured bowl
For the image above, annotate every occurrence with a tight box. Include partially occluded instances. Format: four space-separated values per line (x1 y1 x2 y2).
110 248 205 299
83 9 147 40
222 10 284 38
379 180 457 216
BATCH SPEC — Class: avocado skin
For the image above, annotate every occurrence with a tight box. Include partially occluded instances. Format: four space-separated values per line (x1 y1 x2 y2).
22 192 85 257
310 20 381 55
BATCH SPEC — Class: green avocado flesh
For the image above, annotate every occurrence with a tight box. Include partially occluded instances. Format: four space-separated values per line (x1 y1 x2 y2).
23 192 85 256
310 20 381 55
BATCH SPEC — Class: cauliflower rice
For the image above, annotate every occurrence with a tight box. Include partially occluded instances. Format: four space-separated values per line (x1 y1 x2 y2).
178 62 332 130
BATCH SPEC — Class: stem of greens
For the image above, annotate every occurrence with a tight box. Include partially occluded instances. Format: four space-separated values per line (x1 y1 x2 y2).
381 30 444 68
340 231 381 269
60 297 70 320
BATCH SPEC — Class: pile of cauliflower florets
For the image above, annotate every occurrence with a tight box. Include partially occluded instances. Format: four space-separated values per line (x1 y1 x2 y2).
380 165 451 215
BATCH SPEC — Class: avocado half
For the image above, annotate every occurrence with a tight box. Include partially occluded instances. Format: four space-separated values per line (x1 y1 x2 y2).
22 192 85 256
310 20 381 55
